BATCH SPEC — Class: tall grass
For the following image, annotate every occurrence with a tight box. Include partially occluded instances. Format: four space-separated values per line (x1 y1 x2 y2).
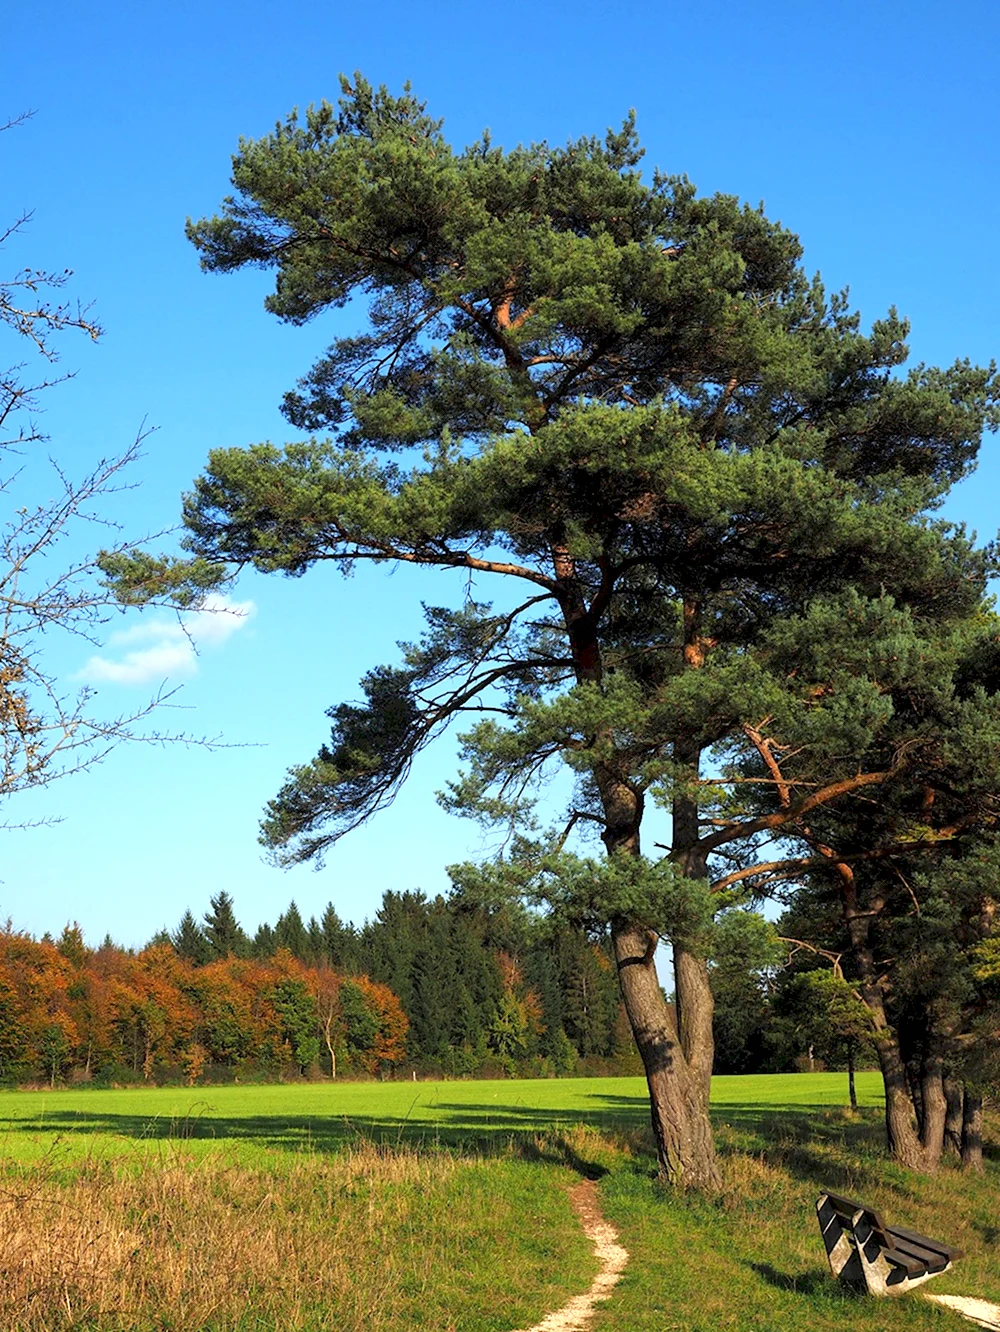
0 1141 595 1331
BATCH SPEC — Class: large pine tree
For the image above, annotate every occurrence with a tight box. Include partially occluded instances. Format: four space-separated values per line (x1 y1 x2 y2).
107 77 999 1187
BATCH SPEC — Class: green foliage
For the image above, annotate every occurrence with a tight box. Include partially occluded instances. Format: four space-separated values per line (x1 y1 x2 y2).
172 909 211 965
339 980 378 1063
203 891 249 960
134 77 998 941
274 901 309 959
449 844 713 946
709 911 783 1075
108 78 1000 1135
270 977 320 1072
775 972 875 1062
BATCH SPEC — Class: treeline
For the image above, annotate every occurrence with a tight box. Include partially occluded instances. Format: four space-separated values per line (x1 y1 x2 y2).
10 882 925 1092
158 889 637 1078
1 888 640 1087
159 889 887 1083
0 924 406 1087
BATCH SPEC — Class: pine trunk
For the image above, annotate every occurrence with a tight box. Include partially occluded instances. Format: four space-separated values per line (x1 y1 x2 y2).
847 1045 858 1112
944 1079 964 1154
564 578 719 1189
673 944 715 1112
613 919 720 1190
918 1044 947 1169
845 903 928 1168
961 1088 984 1173
875 1037 927 1167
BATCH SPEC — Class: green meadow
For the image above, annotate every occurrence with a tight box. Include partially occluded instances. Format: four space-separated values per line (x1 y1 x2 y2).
2 1072 997 1331
0 1071 881 1164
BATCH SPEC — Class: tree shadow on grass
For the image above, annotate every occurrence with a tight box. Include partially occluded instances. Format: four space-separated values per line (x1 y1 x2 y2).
518 1134 610 1180
0 1097 648 1160
0 1093 888 1173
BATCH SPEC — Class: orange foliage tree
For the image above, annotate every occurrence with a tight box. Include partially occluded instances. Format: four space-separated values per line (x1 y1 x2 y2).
0 923 409 1086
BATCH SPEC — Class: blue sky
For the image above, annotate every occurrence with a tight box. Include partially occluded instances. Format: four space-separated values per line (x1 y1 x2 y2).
1 0 998 945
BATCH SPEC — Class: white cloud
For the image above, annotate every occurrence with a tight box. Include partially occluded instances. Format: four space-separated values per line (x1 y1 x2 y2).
76 595 256 686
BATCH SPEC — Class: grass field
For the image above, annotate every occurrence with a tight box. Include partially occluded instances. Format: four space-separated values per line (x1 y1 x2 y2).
0 1070 881 1163
1 1072 996 1330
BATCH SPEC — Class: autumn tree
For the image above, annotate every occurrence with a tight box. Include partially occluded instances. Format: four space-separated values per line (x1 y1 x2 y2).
106 78 999 1186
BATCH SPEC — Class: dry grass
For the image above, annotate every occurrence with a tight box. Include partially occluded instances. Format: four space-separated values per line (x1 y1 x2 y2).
0 1141 592 1331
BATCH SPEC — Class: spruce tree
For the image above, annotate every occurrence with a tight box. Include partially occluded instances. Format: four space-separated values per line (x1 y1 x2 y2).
203 891 249 959
306 915 325 965
105 76 1000 1187
320 902 358 970
274 901 309 959
172 909 211 965
251 921 277 958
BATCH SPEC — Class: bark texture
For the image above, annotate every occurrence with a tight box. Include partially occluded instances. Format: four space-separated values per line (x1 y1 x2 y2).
918 1044 948 1169
844 893 933 1169
560 567 720 1190
944 1079 964 1155
961 1088 984 1173
613 919 720 1190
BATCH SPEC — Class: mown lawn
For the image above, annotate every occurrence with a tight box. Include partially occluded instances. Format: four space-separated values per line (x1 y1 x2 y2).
1 1072 995 1331
0 1070 880 1164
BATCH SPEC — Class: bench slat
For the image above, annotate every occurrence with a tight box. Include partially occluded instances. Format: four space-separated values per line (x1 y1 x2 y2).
886 1224 963 1261
883 1238 951 1274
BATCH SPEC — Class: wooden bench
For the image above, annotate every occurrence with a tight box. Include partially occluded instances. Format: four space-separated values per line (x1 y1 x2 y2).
816 1191 962 1297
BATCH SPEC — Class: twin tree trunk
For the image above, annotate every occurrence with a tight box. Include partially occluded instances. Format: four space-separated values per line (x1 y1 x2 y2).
599 781 720 1190
612 917 719 1189
562 567 720 1188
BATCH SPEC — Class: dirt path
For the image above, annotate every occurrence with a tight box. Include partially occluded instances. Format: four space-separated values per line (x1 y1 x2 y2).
509 1178 628 1332
925 1294 1000 1329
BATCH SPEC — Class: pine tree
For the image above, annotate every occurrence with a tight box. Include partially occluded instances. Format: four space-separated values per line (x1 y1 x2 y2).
105 76 1000 1187
172 910 211 965
203 891 248 959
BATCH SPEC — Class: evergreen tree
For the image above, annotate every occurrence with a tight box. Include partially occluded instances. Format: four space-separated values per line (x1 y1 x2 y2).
709 912 782 1076
270 977 320 1073
251 922 276 958
106 76 1000 1187
359 890 428 1013
203 891 248 959
773 971 874 1109
172 909 211 965
306 915 325 965
274 901 308 959
56 923 88 967
759 620 1000 1170
340 979 380 1068
320 902 359 971
524 941 570 1067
